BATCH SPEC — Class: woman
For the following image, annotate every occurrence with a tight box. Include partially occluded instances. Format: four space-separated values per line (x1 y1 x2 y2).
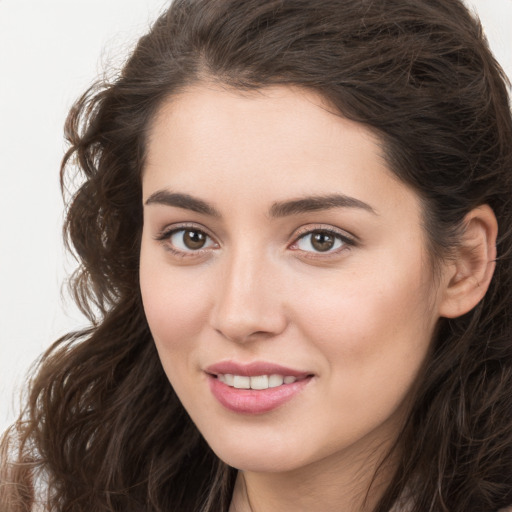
1 0 511 511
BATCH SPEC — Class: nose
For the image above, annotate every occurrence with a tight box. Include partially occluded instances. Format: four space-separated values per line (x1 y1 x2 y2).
209 247 288 343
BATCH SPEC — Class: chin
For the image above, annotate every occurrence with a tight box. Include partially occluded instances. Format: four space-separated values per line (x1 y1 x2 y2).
202 433 290 472
202 429 328 474
217 450 304 474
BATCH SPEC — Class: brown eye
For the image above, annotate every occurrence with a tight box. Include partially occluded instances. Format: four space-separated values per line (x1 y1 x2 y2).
168 229 215 252
183 230 207 249
296 230 345 253
311 232 335 252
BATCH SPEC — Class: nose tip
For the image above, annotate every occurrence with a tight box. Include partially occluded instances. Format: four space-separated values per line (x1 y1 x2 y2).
213 313 286 344
209 256 288 343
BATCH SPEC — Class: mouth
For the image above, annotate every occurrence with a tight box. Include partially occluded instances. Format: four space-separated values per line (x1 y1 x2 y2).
205 361 314 414
214 373 307 390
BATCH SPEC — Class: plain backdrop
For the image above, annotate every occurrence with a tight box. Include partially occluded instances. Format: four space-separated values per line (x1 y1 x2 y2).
1 0 511 433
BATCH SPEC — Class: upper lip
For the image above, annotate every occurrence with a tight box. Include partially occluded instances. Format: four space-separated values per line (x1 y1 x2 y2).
205 360 312 378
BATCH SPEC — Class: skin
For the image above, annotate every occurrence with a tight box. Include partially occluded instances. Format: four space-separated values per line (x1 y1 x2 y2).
139 85 473 512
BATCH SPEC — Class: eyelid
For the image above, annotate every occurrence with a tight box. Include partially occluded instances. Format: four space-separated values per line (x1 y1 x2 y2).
154 221 215 239
153 222 356 258
293 222 356 238
154 222 219 256
289 224 357 255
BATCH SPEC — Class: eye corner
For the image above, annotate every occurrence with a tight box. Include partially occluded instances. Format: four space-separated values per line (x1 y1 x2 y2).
289 225 357 258
153 223 219 258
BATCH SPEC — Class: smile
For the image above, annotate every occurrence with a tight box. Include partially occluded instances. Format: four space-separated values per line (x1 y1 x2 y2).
205 362 314 414
216 374 299 390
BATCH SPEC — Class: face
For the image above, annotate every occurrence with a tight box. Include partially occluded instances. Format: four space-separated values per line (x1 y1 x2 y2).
140 85 447 474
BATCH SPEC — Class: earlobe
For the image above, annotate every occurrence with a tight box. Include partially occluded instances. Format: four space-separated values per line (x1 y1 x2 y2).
439 205 498 319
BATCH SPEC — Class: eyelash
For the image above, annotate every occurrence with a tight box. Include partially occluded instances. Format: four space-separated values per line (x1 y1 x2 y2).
154 224 356 259
289 226 356 258
155 224 217 258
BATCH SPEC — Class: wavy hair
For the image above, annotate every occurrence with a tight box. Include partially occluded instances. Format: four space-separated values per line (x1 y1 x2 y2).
1 0 511 511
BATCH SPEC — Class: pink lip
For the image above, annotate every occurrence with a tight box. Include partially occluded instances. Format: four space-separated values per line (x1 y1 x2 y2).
205 360 310 378
205 360 313 414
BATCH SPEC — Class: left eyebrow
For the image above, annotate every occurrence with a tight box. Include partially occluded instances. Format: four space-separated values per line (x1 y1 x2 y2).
269 194 377 217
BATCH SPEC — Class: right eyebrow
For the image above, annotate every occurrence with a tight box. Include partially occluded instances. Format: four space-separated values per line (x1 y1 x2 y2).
144 190 221 217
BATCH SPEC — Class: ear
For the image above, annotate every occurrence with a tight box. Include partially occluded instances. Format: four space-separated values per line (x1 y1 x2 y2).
439 205 497 319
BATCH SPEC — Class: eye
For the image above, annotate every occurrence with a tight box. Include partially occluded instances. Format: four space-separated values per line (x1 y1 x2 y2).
294 229 349 253
162 228 217 252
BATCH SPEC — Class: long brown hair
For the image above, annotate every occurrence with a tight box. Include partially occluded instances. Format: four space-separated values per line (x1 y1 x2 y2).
2 1 511 510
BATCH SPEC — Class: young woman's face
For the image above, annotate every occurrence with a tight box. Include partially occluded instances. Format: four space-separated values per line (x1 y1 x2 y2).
140 85 447 473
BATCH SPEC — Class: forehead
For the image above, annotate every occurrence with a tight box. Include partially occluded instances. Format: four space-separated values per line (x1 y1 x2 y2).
143 84 420 222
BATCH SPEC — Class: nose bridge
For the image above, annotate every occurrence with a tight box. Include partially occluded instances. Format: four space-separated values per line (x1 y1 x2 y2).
211 241 286 342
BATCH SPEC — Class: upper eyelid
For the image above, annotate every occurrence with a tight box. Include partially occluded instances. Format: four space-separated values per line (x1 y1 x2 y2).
291 224 357 243
155 225 219 257
155 222 217 241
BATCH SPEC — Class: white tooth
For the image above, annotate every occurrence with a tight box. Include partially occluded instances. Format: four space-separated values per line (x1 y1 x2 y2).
283 376 297 384
250 375 269 390
224 374 235 386
268 374 284 388
233 375 251 389
217 374 226 383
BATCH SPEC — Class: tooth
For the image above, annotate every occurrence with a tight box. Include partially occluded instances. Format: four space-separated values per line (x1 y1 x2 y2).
224 374 235 386
268 375 284 388
218 374 226 383
283 376 297 384
250 375 269 390
233 375 251 389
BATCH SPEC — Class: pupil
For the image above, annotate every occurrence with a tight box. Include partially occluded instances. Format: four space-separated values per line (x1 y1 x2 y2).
312 232 334 252
184 230 206 249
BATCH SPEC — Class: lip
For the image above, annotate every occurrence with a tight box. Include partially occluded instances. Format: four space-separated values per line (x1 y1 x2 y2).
205 360 311 378
205 360 313 414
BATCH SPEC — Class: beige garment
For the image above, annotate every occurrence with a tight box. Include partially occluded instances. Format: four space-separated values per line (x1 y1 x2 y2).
389 498 512 512
391 507 512 512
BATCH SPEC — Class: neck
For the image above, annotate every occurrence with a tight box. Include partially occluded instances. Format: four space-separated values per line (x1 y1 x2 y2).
228 436 398 512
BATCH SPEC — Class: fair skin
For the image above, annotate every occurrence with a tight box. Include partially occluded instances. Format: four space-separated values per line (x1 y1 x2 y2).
139 85 497 512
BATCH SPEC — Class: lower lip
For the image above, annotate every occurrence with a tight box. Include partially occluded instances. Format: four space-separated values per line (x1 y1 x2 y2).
208 375 312 414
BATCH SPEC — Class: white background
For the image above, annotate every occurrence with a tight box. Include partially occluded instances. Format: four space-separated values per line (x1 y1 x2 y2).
1 0 511 433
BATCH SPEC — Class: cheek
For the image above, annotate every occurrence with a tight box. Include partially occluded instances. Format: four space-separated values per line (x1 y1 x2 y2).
294 257 436 395
291 273 434 448
140 267 212 413
139 248 211 361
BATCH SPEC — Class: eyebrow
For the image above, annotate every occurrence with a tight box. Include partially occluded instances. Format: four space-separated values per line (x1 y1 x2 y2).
269 194 377 217
145 190 221 217
145 190 376 217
